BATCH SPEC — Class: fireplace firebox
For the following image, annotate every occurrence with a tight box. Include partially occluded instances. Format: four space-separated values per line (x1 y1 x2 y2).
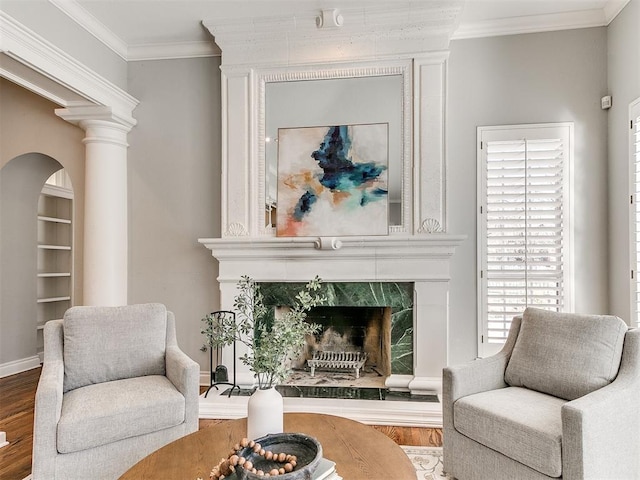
261 281 414 384
299 306 391 379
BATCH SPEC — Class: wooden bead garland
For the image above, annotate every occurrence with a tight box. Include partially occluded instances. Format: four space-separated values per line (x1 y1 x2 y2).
209 437 298 479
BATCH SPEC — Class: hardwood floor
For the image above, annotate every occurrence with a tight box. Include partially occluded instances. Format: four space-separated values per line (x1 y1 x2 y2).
0 367 40 480
0 368 442 479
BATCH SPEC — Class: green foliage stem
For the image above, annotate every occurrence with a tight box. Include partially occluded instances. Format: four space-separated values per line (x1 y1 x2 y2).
201 276 325 389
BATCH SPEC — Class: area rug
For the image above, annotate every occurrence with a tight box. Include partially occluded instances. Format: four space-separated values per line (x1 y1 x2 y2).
401 446 452 480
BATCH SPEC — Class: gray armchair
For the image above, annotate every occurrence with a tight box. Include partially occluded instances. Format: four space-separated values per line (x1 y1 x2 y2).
32 303 200 480
443 307 640 480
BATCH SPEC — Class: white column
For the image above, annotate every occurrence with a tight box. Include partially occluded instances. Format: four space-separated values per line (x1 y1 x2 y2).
56 107 135 306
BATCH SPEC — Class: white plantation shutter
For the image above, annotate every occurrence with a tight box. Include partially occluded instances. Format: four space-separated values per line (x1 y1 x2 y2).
478 124 573 356
630 100 640 327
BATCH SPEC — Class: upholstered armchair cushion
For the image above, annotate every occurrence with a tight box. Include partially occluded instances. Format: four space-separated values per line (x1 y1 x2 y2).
504 307 627 400
57 375 185 454
63 303 167 392
454 386 566 477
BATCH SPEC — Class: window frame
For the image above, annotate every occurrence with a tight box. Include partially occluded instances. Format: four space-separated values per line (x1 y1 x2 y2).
477 123 575 357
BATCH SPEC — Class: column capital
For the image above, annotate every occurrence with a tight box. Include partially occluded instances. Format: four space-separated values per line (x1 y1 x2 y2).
55 105 136 132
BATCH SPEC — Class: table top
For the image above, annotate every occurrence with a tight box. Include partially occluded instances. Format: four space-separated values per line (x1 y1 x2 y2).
119 413 416 479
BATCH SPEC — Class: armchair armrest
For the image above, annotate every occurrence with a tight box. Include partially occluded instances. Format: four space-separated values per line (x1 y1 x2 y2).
444 316 522 403
164 311 199 431
32 321 65 480
166 345 199 397
443 351 509 398
443 316 521 434
561 329 640 480
166 344 200 431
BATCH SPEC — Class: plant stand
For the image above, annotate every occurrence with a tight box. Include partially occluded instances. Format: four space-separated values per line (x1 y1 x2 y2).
203 311 240 398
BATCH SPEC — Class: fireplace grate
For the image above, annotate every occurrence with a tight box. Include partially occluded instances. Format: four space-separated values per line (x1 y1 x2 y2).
307 351 368 379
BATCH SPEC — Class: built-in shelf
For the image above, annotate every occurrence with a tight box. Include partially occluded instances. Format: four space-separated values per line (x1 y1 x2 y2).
41 183 73 200
37 176 73 359
37 296 71 304
37 215 71 224
37 244 71 250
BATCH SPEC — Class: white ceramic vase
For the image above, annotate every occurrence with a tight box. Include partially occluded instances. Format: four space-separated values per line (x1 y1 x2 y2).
247 386 284 440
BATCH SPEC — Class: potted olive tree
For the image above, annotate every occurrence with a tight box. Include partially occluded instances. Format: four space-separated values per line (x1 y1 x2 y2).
202 275 325 438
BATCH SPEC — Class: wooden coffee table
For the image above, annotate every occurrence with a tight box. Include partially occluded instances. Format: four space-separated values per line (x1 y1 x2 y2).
119 412 416 479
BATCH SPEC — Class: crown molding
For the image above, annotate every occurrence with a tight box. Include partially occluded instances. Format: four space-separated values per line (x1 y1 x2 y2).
127 40 220 62
452 8 608 40
45 0 633 61
452 1 632 41
48 0 128 60
604 0 632 23
49 0 220 61
0 12 138 124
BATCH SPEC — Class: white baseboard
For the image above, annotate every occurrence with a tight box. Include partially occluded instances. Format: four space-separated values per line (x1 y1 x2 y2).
200 370 211 386
0 431 8 448
0 356 41 378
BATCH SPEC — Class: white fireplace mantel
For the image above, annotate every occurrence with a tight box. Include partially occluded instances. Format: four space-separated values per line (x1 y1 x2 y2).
199 234 466 393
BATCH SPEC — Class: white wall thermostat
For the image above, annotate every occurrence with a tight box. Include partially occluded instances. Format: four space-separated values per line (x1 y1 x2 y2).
601 95 612 110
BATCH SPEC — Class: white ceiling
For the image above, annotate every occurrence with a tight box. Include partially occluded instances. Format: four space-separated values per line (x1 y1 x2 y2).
50 0 630 60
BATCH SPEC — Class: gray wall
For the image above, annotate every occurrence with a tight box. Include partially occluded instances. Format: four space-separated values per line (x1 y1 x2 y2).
607 0 640 321
127 57 221 373
1 4 635 375
447 27 610 364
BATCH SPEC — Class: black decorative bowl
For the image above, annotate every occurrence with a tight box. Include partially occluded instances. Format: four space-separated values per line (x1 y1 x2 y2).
234 433 322 480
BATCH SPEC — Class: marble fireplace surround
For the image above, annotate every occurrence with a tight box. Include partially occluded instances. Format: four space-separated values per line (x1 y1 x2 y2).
262 281 414 378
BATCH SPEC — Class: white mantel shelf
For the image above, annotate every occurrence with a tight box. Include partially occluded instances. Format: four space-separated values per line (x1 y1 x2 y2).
198 234 466 282
199 234 466 253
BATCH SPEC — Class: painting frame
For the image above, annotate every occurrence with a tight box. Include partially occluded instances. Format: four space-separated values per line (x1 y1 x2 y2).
276 123 389 237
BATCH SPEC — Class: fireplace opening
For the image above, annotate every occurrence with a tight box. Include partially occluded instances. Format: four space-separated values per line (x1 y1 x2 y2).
287 306 392 383
258 281 414 389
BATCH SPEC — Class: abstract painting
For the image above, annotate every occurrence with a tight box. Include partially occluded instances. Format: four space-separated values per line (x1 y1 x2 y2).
276 124 389 237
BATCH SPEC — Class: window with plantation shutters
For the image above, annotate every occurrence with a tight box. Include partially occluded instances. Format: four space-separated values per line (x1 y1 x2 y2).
630 99 640 327
477 124 573 357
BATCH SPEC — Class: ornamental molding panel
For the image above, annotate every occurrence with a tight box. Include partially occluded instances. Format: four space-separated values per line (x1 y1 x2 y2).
201 4 462 239
418 219 444 234
254 60 414 237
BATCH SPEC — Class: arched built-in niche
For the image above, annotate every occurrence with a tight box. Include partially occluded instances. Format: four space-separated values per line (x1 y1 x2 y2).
0 153 72 376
